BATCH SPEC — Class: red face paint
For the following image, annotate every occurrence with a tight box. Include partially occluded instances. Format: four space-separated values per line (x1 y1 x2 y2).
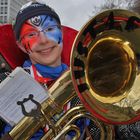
20 23 40 51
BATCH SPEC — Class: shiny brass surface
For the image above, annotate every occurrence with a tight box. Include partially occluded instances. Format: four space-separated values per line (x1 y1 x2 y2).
42 105 113 140
8 70 113 140
6 9 140 140
87 33 135 103
71 9 140 124
9 70 75 139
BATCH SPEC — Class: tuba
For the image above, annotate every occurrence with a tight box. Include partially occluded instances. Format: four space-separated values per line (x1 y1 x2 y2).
2 9 140 139
70 9 140 125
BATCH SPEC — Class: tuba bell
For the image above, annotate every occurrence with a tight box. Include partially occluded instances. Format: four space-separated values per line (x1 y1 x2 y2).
71 9 140 125
1 9 140 140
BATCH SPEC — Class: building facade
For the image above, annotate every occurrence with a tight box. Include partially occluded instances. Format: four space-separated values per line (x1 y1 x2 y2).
0 0 28 24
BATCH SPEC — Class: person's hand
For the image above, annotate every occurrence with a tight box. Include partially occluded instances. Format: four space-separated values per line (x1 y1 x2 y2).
0 62 10 83
0 62 7 73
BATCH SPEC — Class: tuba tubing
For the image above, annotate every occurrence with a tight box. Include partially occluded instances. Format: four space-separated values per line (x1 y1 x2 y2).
9 70 76 140
7 67 114 140
3 8 140 139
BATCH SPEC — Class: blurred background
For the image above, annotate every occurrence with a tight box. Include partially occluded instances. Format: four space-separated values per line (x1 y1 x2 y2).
0 0 140 30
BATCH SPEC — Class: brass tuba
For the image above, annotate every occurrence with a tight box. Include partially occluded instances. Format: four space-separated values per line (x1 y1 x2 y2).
2 9 140 140
2 70 114 140
71 9 140 125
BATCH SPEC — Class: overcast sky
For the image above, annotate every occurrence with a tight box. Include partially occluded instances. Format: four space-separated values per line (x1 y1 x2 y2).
45 0 103 31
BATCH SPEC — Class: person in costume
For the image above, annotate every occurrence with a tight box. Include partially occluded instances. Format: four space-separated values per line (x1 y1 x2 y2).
2 1 140 140
0 1 91 139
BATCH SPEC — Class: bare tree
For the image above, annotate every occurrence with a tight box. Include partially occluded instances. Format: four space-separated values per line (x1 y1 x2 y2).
131 0 140 14
92 0 136 15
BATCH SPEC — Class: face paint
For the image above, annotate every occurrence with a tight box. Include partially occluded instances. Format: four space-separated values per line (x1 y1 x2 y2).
20 15 62 51
20 27 39 52
40 16 62 45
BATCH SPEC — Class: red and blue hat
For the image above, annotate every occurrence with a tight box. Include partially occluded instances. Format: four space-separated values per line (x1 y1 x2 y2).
14 1 61 40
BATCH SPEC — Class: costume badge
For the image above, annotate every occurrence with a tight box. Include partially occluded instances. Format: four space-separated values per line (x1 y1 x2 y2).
30 16 42 26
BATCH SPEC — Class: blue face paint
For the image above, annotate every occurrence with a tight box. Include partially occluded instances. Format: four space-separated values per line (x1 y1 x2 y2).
29 15 63 47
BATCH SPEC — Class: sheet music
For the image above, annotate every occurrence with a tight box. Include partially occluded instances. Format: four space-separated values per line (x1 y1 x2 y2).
0 67 49 126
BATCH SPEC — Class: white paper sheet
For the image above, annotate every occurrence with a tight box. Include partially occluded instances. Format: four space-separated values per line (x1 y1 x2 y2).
0 67 49 126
